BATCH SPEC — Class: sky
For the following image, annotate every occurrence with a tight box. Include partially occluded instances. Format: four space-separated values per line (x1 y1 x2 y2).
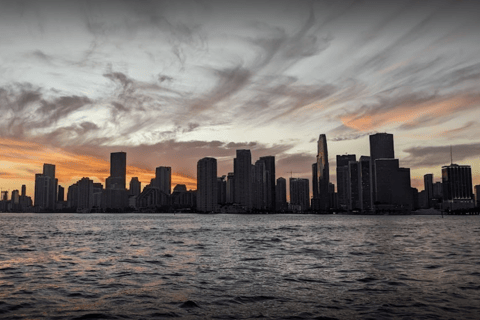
1 0 480 199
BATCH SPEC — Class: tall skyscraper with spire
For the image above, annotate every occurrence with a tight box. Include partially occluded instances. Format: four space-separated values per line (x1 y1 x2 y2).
312 134 330 211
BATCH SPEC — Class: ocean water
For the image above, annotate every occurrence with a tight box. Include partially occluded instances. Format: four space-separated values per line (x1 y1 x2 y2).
0 213 479 319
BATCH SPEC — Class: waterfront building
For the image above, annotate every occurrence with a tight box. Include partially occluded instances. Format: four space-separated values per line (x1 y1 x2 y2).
155 167 171 195
106 152 126 190
348 161 361 211
290 178 309 212
77 177 94 211
442 164 474 210
129 177 141 196
234 150 252 210
475 185 480 208
336 154 356 210
259 156 276 212
312 134 329 211
369 133 394 201
34 163 57 212
217 176 226 205
359 156 373 211
197 157 218 212
226 172 235 204
276 177 287 211
424 174 433 208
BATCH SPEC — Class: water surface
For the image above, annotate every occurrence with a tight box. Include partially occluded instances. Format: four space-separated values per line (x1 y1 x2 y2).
1 213 479 319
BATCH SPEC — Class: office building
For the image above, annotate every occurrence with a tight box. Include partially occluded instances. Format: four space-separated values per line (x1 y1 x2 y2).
217 176 226 205
475 185 480 208
359 156 373 211
77 177 94 211
312 134 329 211
259 156 276 212
370 133 394 201
234 150 252 210
348 161 361 210
197 157 218 212
336 154 356 210
34 163 57 212
106 152 126 190
129 177 141 196
276 177 287 211
424 174 433 208
226 172 235 203
290 178 309 212
375 158 412 212
155 166 171 195
442 164 474 210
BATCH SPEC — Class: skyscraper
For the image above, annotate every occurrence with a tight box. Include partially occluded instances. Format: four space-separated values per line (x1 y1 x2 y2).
197 157 218 212
290 178 309 212
107 152 126 190
276 177 287 211
313 134 329 211
226 172 235 203
129 177 141 196
475 185 480 208
424 174 433 208
155 166 171 195
336 154 356 210
369 133 394 201
442 164 474 210
259 156 276 212
359 156 373 211
34 163 57 212
348 161 361 210
234 150 252 210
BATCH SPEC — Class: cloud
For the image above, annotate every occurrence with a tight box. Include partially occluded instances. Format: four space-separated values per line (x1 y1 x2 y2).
403 142 480 169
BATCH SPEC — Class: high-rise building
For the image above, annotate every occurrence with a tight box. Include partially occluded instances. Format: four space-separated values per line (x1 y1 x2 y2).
369 133 394 202
253 159 267 210
359 156 373 211
374 159 412 211
290 178 309 212
336 154 356 210
58 185 65 202
155 167 171 195
226 172 235 203
475 185 480 208
276 177 287 211
442 164 474 210
77 177 94 211
106 152 126 190
21 185 26 197
197 157 218 212
312 134 329 211
348 161 361 210
259 156 276 212
424 174 433 208
129 177 141 196
234 150 252 210
34 163 57 212
217 176 226 205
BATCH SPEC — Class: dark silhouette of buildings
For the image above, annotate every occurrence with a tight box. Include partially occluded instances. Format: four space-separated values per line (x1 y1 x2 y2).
155 167 171 195
129 177 141 196
442 164 474 210
475 185 480 208
336 154 356 210
226 172 235 204
34 163 57 212
312 134 329 211
106 152 126 190
348 160 361 210
370 133 394 202
197 157 217 212
359 156 373 211
424 174 433 208
290 178 309 212
234 150 252 210
276 177 287 211
217 175 226 205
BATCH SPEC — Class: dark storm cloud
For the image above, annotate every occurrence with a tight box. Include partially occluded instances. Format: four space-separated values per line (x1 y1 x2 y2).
403 143 480 168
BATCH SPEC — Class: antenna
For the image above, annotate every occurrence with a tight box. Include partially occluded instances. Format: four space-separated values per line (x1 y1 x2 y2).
450 145 453 165
288 171 294 178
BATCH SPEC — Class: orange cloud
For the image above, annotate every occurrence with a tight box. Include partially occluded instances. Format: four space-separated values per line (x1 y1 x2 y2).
341 94 480 132
0 138 196 199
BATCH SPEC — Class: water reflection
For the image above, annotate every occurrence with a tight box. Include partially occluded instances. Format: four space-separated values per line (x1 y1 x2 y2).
0 213 479 319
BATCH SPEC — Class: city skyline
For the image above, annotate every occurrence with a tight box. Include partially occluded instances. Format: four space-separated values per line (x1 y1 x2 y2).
1 0 480 198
